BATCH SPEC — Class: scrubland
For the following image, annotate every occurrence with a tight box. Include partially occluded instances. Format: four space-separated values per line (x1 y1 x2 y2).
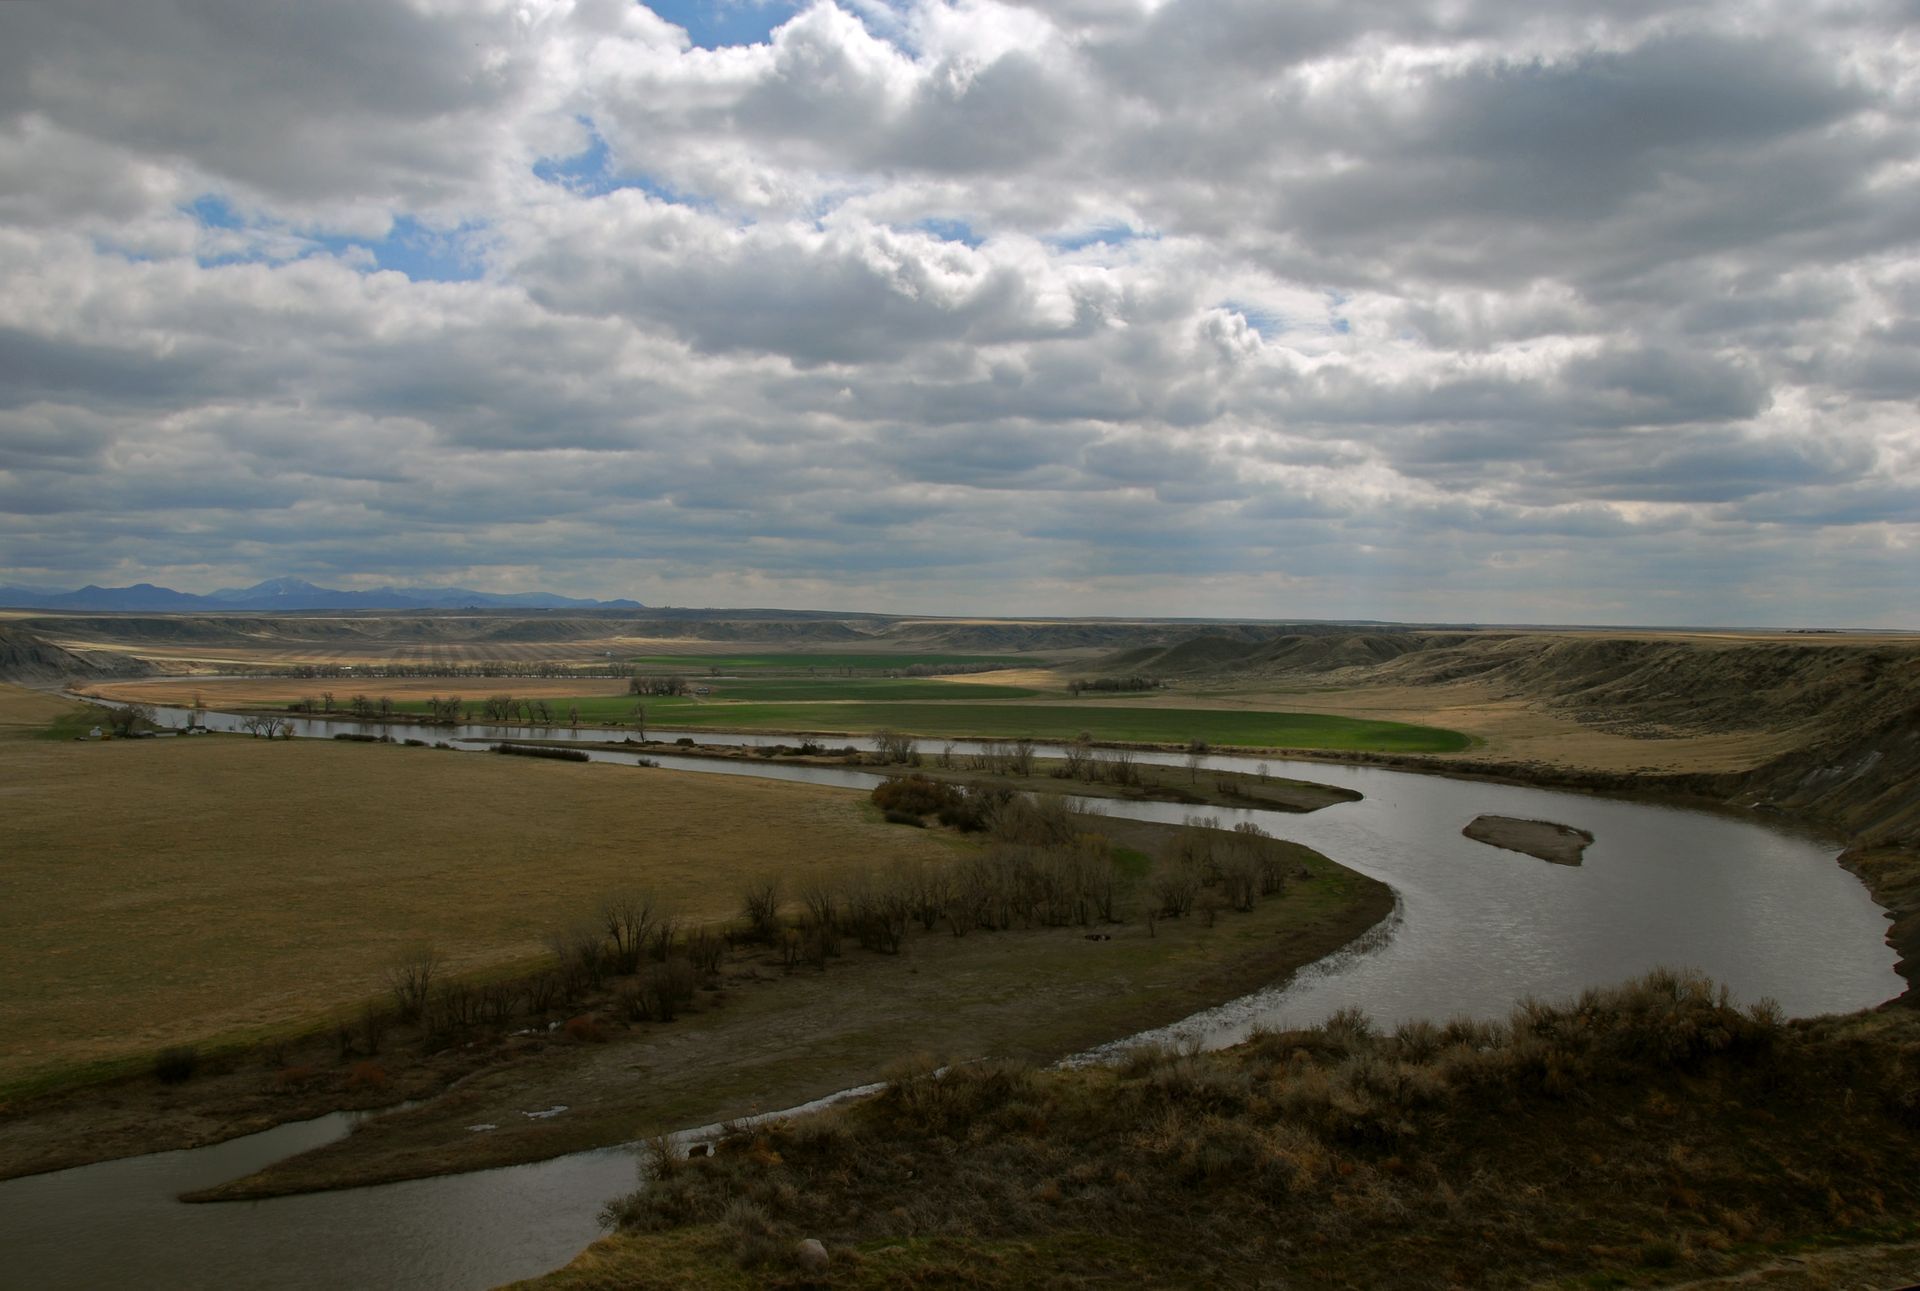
543 972 1920 1290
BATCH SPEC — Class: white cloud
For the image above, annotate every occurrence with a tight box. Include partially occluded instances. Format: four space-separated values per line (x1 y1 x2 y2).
0 0 1917 623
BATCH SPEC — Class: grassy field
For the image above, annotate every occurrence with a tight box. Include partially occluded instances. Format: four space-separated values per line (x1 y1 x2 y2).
631 652 1035 671
628 700 1472 752
0 685 961 1096
180 817 1391 1199
0 687 107 741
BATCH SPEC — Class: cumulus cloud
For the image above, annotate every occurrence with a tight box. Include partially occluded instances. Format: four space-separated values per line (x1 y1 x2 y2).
0 0 1916 624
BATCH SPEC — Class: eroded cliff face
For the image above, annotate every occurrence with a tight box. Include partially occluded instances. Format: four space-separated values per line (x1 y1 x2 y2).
1114 630 1920 743
0 624 150 685
1732 706 1920 849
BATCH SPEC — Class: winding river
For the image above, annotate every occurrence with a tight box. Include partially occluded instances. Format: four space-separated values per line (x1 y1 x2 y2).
0 704 1900 1289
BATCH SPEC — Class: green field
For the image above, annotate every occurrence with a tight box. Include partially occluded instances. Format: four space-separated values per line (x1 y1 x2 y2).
702 678 1038 701
629 652 1036 671
642 701 1470 752
389 695 691 723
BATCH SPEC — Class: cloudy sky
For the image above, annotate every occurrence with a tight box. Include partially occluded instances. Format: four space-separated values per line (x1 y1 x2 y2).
2 0 1917 625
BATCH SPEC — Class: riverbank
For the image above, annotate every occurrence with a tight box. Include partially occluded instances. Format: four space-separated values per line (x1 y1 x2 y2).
546 736 1364 814
181 817 1389 1199
0 735 1392 1192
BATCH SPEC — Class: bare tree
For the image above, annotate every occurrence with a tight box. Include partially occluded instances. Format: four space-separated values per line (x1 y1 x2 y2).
385 948 443 1023
107 703 157 736
873 729 918 765
740 877 783 943
602 892 658 975
239 713 287 739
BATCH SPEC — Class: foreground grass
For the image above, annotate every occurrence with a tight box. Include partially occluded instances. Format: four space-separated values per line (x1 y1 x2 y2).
536 974 1920 1290
620 701 1471 752
0 731 959 1097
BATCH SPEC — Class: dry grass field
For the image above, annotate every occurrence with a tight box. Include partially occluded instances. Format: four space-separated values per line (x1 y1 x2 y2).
1147 679 1809 773
0 687 98 739
0 687 958 1091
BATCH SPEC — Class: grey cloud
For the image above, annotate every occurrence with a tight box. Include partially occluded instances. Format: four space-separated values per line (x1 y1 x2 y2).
2 0 1918 624
0 326 248 410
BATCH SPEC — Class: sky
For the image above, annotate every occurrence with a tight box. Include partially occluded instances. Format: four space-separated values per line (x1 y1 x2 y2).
1 0 1917 626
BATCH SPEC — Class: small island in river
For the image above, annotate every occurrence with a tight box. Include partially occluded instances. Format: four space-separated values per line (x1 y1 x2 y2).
1463 814 1595 866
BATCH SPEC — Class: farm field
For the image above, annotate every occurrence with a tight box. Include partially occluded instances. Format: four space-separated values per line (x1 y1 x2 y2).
608 700 1474 752
0 686 961 1095
628 651 1037 671
90 675 1471 752
694 677 1041 701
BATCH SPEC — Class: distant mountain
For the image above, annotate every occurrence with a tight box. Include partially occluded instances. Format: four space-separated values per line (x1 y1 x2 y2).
0 577 645 612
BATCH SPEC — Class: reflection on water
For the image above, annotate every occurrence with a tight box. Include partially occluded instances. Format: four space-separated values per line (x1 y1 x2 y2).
13 701 1893 1289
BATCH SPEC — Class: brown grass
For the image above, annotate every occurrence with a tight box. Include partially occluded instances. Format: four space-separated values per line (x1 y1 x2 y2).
1157 678 1808 773
539 972 1920 1289
0 687 97 740
0 729 958 1089
169 816 1387 1199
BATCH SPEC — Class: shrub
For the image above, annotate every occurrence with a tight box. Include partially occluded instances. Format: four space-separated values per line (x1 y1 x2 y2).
937 782 1014 832
154 1045 199 1084
491 743 589 762
871 774 959 816
346 1060 389 1090
564 1015 607 1043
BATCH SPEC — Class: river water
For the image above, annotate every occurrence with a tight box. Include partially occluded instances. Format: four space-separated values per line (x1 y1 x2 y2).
0 704 1899 1289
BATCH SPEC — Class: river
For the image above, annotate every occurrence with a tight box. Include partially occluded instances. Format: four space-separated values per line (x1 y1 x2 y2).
0 704 1899 1288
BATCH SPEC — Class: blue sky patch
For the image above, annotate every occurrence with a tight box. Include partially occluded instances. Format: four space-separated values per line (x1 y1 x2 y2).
184 194 246 230
642 0 806 50
534 117 702 205
915 218 983 248
1222 301 1286 338
1049 224 1146 253
182 194 483 280
318 216 488 283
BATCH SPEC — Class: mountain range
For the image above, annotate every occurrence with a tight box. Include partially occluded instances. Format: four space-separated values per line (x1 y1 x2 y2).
0 577 645 613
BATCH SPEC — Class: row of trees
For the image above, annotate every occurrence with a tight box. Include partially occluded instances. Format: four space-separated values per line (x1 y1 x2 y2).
628 673 690 696
1057 737 1143 786
284 692 598 727
1065 676 1163 695
274 662 629 680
